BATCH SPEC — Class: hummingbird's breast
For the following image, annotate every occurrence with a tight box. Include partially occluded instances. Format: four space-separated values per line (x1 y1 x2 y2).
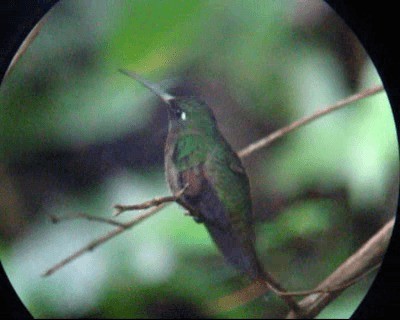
164 129 209 193
164 141 180 193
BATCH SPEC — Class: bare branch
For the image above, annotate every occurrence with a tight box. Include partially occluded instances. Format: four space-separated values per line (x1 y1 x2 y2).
3 16 48 80
113 184 187 216
286 217 395 319
42 186 188 277
279 262 381 297
212 261 381 314
238 85 384 159
258 273 302 314
113 195 177 216
212 277 303 315
42 203 168 277
48 212 127 228
210 243 383 315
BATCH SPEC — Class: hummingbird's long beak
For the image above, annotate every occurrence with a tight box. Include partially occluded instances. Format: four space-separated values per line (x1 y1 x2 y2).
119 69 175 103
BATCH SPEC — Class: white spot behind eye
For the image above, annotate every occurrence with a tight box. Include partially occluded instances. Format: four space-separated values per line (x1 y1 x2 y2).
181 112 187 120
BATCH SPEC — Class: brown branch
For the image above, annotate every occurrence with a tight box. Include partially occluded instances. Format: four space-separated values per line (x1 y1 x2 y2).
286 217 395 319
279 262 381 297
48 212 127 228
258 274 303 314
212 261 381 314
238 85 384 159
42 185 188 277
3 15 48 80
212 278 303 315
113 184 188 216
42 203 168 277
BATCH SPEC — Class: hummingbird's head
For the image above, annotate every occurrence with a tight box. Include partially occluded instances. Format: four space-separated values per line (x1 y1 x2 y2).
120 70 217 131
166 96 217 129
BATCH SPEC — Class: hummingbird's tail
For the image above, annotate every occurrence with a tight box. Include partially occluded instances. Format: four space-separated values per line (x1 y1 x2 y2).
208 225 300 312
234 245 301 313
204 220 301 312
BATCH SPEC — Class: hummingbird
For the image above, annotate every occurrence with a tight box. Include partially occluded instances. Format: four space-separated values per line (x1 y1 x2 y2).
119 70 298 310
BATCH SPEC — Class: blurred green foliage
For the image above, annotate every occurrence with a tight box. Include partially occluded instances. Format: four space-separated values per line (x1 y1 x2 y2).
0 0 397 318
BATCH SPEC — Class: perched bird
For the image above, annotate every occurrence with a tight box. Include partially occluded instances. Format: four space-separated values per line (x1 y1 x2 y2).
119 70 299 311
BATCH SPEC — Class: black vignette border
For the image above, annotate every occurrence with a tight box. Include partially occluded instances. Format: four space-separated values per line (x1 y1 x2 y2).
0 2 59 319
324 0 400 319
0 0 399 319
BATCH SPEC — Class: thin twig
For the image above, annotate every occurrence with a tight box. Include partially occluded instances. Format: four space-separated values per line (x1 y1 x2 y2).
212 278 303 315
238 85 384 159
212 262 381 314
42 203 168 277
3 16 48 80
286 217 395 319
49 212 127 228
257 274 302 314
42 186 188 277
113 185 187 216
279 262 381 297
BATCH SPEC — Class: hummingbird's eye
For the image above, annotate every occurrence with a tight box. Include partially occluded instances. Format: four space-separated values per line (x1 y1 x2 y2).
169 100 187 121
174 107 186 121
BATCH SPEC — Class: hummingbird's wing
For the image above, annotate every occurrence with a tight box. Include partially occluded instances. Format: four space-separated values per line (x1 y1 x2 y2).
180 146 265 280
203 145 254 238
